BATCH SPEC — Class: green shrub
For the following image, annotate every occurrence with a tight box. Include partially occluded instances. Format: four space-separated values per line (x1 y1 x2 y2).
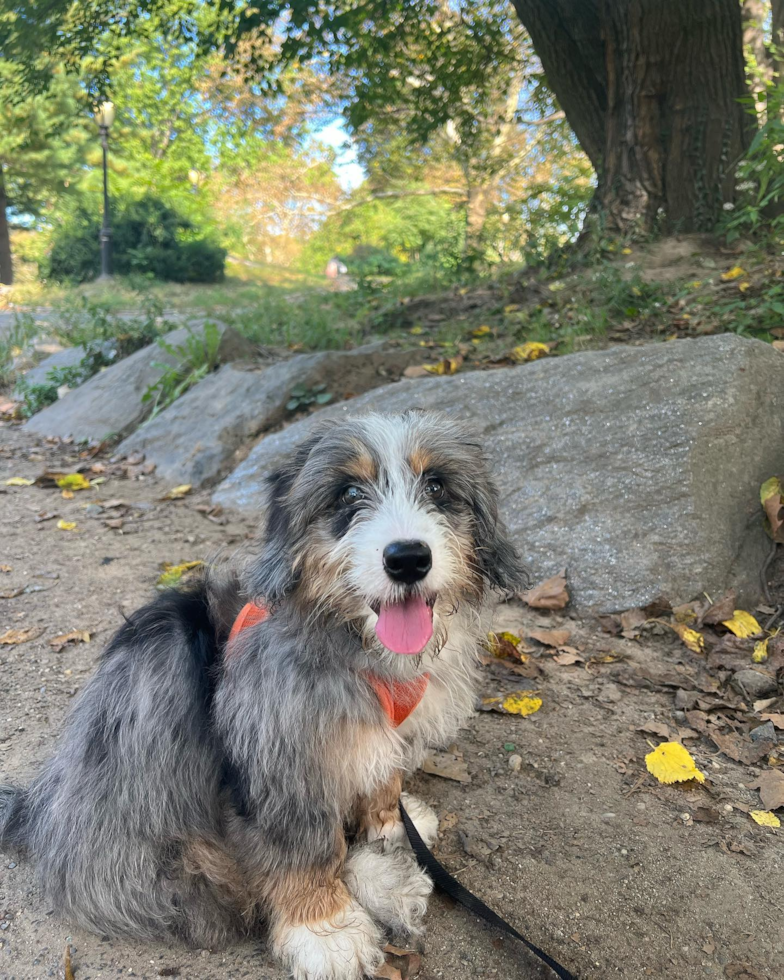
45 196 226 284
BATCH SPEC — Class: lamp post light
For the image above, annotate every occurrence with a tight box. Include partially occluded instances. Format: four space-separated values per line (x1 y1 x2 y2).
94 101 116 279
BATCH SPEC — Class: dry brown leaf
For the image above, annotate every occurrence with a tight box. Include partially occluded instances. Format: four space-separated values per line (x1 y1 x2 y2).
402 365 429 379
620 608 646 632
0 627 45 645
0 564 11 573
422 747 471 783
49 629 91 652
0 587 25 599
747 770 784 810
700 590 736 626
520 571 569 609
373 964 402 980
528 627 571 648
761 713 784 729
710 731 773 765
553 648 584 665
637 720 673 740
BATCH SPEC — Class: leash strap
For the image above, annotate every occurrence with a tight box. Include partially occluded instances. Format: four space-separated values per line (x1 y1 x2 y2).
399 802 578 980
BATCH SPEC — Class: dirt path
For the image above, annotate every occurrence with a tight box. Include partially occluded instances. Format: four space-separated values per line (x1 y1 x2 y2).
0 426 781 980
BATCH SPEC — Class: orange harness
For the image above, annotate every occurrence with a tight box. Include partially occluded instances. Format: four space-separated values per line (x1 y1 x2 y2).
228 602 429 728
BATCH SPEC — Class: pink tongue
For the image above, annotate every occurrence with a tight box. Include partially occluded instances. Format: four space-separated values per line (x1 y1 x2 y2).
375 595 433 655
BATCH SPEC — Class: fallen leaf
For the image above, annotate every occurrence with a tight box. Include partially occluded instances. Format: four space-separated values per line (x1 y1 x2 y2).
0 564 11 573
423 355 463 376
55 472 91 491
753 697 777 712
502 691 542 716
422 747 471 783
56 519 77 531
101 498 128 509
5 476 34 486
700 590 736 626
0 587 24 599
61 489 74 499
670 622 705 653
761 712 784 729
553 649 584 665
645 741 705 784
752 638 769 663
382 944 421 980
747 770 784 810
528 627 571 648
520 571 569 610
760 476 784 543
34 511 59 523
724 964 766 980
637 720 673 740
620 608 647 633
484 630 530 660
0 627 45 645
156 560 204 589
161 484 192 500
403 365 429 378
510 341 550 362
439 812 459 832
692 807 720 823
710 731 773 765
720 265 746 281
49 629 91 652
721 610 762 639
749 810 780 828
104 518 125 529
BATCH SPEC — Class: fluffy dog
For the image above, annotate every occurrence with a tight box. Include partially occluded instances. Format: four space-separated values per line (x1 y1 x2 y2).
0 411 524 980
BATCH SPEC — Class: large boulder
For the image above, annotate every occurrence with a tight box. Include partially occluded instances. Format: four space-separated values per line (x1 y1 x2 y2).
23 323 253 443
213 335 784 611
115 343 423 487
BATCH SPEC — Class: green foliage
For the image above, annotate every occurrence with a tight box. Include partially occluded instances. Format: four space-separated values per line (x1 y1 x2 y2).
46 196 226 283
54 293 170 354
722 84 784 247
0 312 40 385
285 382 333 413
142 321 222 417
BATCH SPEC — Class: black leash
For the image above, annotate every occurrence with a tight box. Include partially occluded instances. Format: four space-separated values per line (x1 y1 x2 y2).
399 801 578 980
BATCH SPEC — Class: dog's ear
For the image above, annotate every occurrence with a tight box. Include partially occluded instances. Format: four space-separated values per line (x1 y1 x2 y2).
247 426 335 603
472 482 528 594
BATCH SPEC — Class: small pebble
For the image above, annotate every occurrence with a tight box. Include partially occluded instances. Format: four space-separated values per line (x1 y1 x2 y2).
601 812 616 822
508 754 523 772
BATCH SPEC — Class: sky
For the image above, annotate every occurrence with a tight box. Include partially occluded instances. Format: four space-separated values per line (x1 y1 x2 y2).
316 119 365 191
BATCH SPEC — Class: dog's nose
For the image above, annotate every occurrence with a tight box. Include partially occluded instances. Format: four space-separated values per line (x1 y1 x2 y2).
383 540 432 584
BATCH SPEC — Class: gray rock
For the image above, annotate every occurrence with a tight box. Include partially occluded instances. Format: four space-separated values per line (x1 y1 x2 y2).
749 720 777 743
115 343 422 487
214 335 784 611
15 346 90 392
23 323 252 443
732 670 778 700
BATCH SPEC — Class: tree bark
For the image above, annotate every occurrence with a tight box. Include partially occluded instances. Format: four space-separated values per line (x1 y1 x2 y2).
742 0 774 87
0 166 12 286
512 0 752 236
465 184 490 249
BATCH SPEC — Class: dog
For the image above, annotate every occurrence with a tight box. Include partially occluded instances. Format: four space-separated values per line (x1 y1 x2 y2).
0 411 524 980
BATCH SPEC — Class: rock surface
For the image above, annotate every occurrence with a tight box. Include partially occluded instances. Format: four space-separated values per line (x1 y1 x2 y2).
213 335 784 611
115 343 422 487
23 323 252 443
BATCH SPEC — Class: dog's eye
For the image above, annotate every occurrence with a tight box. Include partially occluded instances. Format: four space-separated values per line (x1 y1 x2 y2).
424 478 445 500
340 485 366 506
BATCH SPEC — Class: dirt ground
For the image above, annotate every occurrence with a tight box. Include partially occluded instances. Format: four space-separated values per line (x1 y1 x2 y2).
1 425 782 980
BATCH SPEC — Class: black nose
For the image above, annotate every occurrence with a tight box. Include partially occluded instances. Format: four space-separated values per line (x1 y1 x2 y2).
383 540 432 584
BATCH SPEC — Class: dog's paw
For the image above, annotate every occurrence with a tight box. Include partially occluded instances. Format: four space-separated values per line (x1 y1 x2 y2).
364 793 439 852
344 844 433 937
272 900 385 980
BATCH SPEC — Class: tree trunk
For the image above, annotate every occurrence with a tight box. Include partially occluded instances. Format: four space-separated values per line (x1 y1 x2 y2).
512 0 752 236
772 0 784 75
742 0 774 87
0 166 12 286
465 184 490 249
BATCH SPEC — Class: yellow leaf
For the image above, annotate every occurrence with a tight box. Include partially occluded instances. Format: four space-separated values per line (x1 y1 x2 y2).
645 742 705 784
548 281 566 292
5 477 34 486
502 692 542 716
621 247 632 255
484 630 528 660
688 280 702 289
423 356 462 376
503 305 519 314
721 610 762 639
156 560 204 590
55 473 91 491
750 810 781 828
56 520 77 531
753 638 769 663
669 622 705 653
738 280 750 292
721 265 746 281
472 324 491 337
162 484 192 500
409 326 423 335
761 476 783 505
511 342 550 363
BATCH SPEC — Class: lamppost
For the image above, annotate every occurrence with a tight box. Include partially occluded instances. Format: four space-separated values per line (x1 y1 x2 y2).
95 101 116 279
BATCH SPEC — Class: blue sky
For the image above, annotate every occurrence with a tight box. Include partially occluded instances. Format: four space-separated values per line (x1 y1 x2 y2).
316 119 365 191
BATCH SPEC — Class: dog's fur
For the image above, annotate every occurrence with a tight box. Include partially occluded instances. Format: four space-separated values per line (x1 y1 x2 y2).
0 411 524 980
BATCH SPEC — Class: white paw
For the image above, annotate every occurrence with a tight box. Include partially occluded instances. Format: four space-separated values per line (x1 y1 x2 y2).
364 793 439 853
344 844 433 937
399 793 439 849
273 900 385 980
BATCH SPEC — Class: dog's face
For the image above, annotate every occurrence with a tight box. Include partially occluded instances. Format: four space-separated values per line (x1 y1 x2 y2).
250 412 523 657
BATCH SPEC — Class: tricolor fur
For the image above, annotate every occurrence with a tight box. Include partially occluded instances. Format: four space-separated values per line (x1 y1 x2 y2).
0 411 524 980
